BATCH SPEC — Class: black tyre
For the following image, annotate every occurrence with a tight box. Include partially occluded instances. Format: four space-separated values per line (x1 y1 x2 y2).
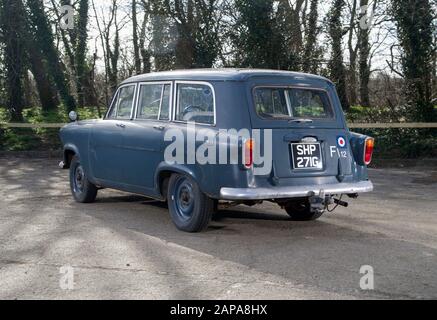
167 174 214 233
284 198 324 221
69 156 98 203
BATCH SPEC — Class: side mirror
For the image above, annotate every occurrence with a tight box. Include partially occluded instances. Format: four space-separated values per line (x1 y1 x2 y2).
69 111 78 122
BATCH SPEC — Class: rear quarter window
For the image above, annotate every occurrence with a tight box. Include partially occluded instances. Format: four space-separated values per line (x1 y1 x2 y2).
175 83 215 125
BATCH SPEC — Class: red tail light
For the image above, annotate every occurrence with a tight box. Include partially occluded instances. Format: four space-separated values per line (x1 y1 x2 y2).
364 138 375 165
244 139 254 169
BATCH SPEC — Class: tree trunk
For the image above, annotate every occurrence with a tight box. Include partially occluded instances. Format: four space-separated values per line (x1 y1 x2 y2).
302 0 319 73
26 0 77 112
1 0 25 121
328 0 350 110
392 0 434 122
27 46 58 111
75 0 90 108
358 0 371 107
132 0 142 74
347 0 358 105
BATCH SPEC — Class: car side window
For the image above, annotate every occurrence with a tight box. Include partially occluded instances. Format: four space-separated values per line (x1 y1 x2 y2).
175 83 215 125
116 85 136 119
106 91 119 119
137 83 171 120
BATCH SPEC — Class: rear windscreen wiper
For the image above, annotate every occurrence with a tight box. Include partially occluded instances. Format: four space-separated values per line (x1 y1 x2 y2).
289 118 314 124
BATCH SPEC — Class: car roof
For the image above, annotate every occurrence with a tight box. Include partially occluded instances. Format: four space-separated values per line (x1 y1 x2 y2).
120 68 331 85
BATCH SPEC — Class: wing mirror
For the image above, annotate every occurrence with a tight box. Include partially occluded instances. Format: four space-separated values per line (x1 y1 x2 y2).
69 111 78 122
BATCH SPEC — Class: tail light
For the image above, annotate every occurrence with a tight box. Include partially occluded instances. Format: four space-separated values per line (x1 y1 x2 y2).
364 138 375 165
244 139 254 169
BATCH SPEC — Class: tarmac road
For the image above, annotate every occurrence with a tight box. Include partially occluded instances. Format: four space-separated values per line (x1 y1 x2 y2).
0 158 436 300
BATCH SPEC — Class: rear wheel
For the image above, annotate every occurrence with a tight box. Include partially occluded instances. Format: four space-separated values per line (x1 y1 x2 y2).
284 198 324 221
69 156 98 203
167 174 214 233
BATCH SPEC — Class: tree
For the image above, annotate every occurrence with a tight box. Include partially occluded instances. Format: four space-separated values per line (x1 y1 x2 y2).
26 0 76 112
358 0 372 107
132 0 142 74
276 0 306 70
150 0 177 71
346 0 358 105
162 0 221 69
0 0 26 121
139 3 151 74
392 0 435 122
328 0 350 110
302 0 320 73
50 0 90 107
92 0 122 96
75 0 90 107
232 0 286 69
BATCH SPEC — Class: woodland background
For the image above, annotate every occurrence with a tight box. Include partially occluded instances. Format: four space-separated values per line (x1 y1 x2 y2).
0 0 436 157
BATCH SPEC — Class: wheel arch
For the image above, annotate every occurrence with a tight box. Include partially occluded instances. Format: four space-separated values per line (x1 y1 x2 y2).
63 144 80 169
155 163 202 200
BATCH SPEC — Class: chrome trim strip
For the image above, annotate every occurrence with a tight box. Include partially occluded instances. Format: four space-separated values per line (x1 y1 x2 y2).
220 181 374 200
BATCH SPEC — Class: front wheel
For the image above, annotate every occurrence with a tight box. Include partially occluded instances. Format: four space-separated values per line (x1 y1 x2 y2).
167 174 214 233
69 156 98 203
284 198 324 221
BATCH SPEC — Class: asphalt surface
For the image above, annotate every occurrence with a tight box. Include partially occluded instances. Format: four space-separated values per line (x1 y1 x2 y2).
0 158 436 300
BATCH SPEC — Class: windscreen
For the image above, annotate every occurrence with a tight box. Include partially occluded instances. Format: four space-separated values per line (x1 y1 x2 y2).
254 87 334 120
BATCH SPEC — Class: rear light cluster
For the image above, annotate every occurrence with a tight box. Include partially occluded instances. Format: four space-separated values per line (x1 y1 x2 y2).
364 138 375 165
244 139 254 169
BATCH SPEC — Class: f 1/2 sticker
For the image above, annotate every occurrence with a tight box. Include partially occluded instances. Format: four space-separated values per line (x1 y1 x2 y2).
330 146 348 159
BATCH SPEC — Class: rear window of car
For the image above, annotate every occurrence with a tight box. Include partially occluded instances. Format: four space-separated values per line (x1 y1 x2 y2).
254 87 334 120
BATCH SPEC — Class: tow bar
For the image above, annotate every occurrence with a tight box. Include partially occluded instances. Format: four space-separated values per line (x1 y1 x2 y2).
309 190 349 214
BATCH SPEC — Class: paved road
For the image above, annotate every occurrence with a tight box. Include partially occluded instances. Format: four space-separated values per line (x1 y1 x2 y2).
0 158 436 300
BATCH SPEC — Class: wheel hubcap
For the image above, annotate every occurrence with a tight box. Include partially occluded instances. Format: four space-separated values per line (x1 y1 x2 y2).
74 165 85 194
174 178 195 220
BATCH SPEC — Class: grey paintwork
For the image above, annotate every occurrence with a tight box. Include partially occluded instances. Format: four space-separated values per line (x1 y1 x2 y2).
59 69 372 201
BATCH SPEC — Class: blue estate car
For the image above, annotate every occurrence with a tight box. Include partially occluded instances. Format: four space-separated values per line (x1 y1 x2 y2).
60 69 374 233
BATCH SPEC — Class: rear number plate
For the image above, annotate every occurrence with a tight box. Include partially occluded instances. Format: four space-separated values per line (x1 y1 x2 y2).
291 143 323 170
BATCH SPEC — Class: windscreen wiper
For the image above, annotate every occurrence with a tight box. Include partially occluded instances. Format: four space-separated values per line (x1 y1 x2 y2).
289 118 314 124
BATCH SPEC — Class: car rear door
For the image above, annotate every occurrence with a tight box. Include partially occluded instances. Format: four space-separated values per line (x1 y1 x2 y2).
120 82 172 190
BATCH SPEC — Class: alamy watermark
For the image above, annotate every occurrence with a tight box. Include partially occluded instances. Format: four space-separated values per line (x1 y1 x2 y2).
164 123 273 176
359 5 374 30
360 265 375 290
59 5 75 30
59 265 75 291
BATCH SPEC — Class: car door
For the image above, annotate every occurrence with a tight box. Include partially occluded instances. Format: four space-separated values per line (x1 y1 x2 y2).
120 82 172 190
90 83 137 184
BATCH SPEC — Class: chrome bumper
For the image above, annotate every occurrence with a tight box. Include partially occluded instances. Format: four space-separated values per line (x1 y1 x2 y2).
220 181 374 201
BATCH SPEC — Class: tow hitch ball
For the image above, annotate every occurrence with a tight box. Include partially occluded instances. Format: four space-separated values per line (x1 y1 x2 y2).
309 190 349 213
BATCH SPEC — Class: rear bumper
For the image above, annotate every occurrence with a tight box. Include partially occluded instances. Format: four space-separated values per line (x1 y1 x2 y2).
220 181 373 201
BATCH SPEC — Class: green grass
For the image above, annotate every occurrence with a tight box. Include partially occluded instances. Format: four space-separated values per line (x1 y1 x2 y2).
0 106 102 151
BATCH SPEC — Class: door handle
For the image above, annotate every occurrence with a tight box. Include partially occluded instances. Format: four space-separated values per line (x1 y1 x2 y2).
116 123 126 129
153 125 165 131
